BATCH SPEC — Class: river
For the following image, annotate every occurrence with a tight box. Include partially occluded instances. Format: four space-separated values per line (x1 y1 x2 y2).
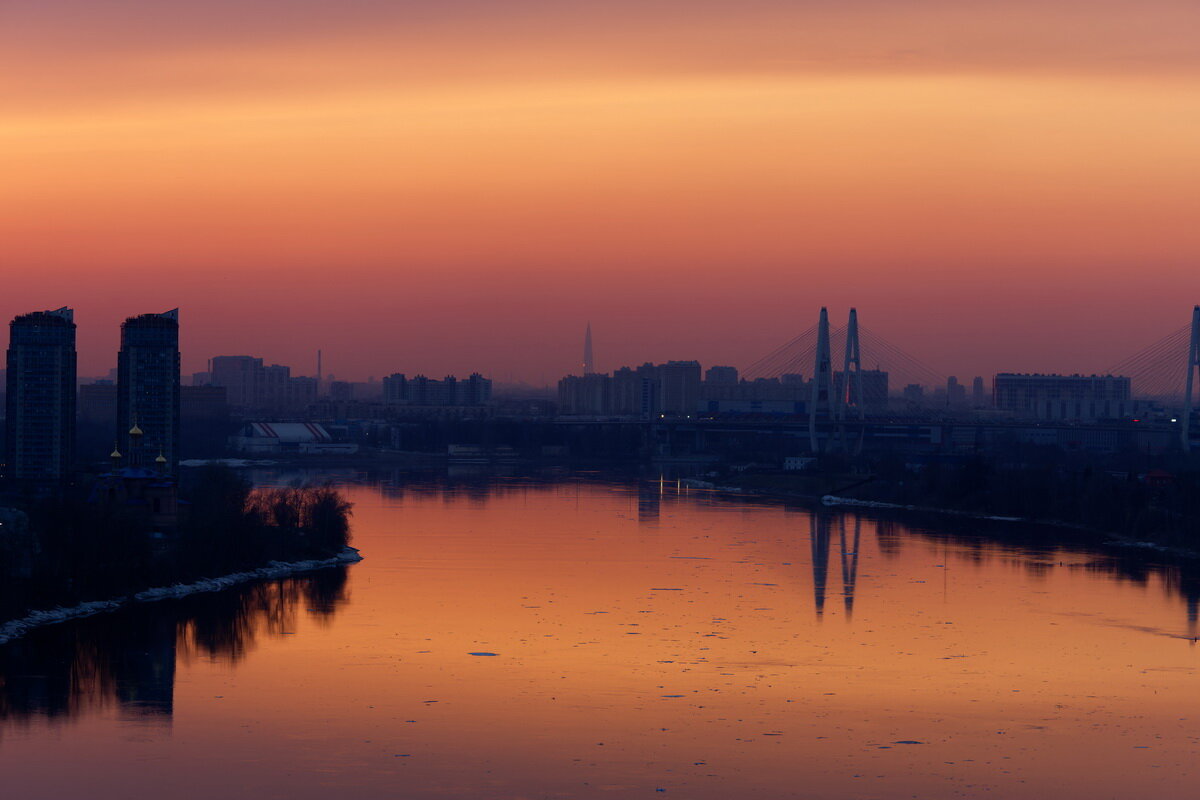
2 470 1198 798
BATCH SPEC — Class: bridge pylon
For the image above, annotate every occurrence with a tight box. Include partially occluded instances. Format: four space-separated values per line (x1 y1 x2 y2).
809 307 834 452
834 308 866 455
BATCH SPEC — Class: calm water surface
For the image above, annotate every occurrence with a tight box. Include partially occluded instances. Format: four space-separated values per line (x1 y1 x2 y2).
2 472 1199 799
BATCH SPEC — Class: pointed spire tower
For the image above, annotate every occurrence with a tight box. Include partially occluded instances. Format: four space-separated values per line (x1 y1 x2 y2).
583 323 595 375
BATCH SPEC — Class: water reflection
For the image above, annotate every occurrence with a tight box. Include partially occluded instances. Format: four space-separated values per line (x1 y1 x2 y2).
255 468 1200 636
4 472 1200 799
0 568 348 726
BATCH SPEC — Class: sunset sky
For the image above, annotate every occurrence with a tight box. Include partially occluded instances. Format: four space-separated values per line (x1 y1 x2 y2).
2 0 1198 383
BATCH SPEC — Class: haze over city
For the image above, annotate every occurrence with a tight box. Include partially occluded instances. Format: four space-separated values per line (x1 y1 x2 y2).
4 0 1199 381
8 3 1200 800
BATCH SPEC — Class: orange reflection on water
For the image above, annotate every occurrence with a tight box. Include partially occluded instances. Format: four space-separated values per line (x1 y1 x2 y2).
2 476 1199 798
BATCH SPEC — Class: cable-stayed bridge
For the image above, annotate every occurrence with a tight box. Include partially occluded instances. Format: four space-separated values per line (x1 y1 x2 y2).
739 305 1200 452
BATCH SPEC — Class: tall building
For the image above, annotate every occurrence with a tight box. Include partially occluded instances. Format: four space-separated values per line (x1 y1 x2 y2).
384 372 492 407
210 355 296 410
210 355 263 408
558 373 611 415
972 376 987 408
262 364 291 408
946 376 967 407
833 369 889 409
993 373 1132 421
5 308 76 482
117 310 181 471
286 376 318 409
658 361 702 416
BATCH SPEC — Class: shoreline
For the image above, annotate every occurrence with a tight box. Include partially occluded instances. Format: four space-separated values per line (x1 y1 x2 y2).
689 480 1200 561
0 546 363 647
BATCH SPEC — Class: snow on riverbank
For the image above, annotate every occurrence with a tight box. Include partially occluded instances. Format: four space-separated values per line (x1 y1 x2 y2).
821 495 1023 522
0 547 363 646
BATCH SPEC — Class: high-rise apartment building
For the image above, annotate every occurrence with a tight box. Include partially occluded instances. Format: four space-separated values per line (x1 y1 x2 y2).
972 376 988 408
705 365 739 385
993 373 1132 421
4 308 76 482
117 310 181 470
210 355 263 408
384 372 493 407
658 361 702 416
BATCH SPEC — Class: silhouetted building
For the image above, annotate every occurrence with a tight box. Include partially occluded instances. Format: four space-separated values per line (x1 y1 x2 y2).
946 376 967 407
117 311 180 471
701 376 807 409
210 355 262 408
972 376 987 407
94 424 179 529
384 373 492 407
832 369 889 409
5 308 76 482
610 367 644 415
705 365 739 385
461 373 492 405
287 376 318 408
382 373 407 404
993 373 1132 421
262 364 291 408
658 361 702 416
558 373 611 415
902 383 924 403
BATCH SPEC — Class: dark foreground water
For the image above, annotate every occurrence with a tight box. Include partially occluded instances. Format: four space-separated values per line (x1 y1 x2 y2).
2 472 1199 799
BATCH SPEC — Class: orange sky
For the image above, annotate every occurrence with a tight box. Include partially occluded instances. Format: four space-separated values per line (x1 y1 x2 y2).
2 1 1198 383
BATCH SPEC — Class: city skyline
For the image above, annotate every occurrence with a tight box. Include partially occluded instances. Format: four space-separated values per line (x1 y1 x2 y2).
0 301 1196 388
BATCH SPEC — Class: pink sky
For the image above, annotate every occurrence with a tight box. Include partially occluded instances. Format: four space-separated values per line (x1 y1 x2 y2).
2 1 1198 383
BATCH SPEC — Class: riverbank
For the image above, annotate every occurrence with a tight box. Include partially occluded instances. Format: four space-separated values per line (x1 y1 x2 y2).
0 546 362 646
699 473 1200 560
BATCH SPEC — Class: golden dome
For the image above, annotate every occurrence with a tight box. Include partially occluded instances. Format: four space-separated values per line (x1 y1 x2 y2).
110 448 122 459
129 423 144 436
155 452 167 464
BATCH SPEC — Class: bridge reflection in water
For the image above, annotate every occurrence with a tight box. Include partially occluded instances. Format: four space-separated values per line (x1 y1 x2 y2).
5 472 1200 737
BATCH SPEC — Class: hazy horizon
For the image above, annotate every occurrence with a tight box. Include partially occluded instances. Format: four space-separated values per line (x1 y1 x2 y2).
3 0 1198 382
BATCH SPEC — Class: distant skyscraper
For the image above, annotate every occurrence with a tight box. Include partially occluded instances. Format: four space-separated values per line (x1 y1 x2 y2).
210 355 263 408
4 308 76 482
946 376 967 407
117 310 181 471
972 376 987 407
583 323 595 375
